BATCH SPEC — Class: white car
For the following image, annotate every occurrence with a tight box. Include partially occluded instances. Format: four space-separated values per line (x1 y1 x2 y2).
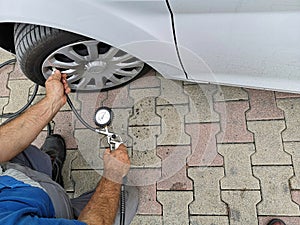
0 0 299 92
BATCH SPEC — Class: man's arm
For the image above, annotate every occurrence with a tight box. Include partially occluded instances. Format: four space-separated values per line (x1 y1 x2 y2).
78 144 130 225
0 70 70 162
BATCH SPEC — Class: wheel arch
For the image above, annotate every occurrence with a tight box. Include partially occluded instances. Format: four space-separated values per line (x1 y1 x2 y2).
0 0 185 79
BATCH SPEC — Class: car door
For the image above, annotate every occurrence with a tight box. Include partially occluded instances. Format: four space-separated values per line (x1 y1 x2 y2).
168 0 300 92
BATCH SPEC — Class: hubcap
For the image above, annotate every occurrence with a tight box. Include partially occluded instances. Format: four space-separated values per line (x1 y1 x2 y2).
42 40 144 91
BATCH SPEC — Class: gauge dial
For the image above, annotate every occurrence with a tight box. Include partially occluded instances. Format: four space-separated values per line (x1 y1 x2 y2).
94 107 112 127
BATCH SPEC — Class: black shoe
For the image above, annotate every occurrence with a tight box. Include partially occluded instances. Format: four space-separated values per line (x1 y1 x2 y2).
41 134 66 187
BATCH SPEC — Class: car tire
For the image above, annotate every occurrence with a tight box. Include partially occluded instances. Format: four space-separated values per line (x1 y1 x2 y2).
14 23 150 91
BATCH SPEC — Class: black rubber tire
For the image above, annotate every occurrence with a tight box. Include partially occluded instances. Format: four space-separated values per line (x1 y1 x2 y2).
14 23 150 91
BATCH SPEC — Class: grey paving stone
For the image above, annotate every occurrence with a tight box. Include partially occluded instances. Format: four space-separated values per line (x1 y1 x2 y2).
129 88 160 126
130 215 162 225
74 129 104 169
156 77 189 105
129 126 161 168
157 191 193 225
247 120 291 165
110 108 132 147
0 65 13 97
218 144 260 190
190 216 229 225
184 84 219 123
284 142 300 189
277 98 300 141
221 191 261 225
0 48 15 62
4 79 33 113
72 170 102 198
214 86 248 101
189 167 227 215
253 166 300 216
156 105 190 146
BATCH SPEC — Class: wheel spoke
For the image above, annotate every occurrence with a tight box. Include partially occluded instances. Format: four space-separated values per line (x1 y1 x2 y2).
85 41 99 61
58 47 86 63
44 58 79 69
101 47 119 60
77 77 91 89
112 53 133 63
116 61 144 69
115 69 137 77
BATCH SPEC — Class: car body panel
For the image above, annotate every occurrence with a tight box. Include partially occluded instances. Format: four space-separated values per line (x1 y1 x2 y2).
169 0 300 92
0 0 185 80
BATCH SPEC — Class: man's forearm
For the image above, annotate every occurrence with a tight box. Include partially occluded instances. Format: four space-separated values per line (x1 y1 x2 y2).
0 96 60 162
78 177 121 225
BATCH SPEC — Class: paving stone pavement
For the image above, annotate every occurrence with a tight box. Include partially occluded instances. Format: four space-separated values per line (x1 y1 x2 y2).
1 48 300 224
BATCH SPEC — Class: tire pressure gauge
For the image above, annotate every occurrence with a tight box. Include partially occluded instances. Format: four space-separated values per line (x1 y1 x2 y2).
94 107 113 127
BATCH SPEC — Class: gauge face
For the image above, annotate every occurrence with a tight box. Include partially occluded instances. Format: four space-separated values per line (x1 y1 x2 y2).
95 107 112 127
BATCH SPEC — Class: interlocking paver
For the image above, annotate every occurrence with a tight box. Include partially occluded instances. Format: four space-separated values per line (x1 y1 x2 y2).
127 169 162 214
129 88 160 126
72 170 101 198
190 216 229 225
277 98 300 141
4 79 33 113
157 191 193 225
184 84 219 123
246 89 284 120
0 65 13 96
222 191 261 225
186 123 222 166
214 86 248 102
276 92 300 99
189 167 227 215
136 185 162 215
157 76 189 105
8 63 27 80
74 129 103 169
218 144 260 190
0 49 14 62
129 70 160 89
129 126 161 168
156 105 190 145
103 86 133 108
248 121 291 165
253 166 300 216
215 101 253 143
131 215 162 225
284 142 300 189
157 146 192 190
53 111 77 149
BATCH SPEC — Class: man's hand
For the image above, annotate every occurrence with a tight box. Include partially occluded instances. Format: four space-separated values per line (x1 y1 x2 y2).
45 70 71 113
103 144 130 183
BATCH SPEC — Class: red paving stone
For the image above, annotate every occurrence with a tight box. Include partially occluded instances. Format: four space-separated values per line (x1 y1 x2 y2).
53 111 77 149
185 123 223 166
291 190 300 205
103 86 133 108
246 89 284 121
129 70 160 89
136 185 162 215
215 101 253 143
275 92 300 99
0 65 13 96
127 169 162 215
157 146 192 190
